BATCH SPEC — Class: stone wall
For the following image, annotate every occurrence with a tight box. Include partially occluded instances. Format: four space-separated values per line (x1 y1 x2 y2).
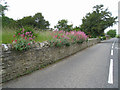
0 38 100 83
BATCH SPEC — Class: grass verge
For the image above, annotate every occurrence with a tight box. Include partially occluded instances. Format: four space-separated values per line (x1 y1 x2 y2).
1 28 52 44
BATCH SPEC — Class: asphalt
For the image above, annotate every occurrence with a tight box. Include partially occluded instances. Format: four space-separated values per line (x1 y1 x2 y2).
2 38 119 88
118 38 120 89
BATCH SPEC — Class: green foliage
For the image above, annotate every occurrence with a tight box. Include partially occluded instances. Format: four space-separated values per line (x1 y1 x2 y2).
49 38 70 47
54 19 73 32
17 16 34 28
13 38 31 51
33 13 50 29
80 4 117 37
107 29 116 38
73 26 81 31
17 13 50 30
34 31 52 42
0 0 8 16
2 28 16 44
103 36 106 40
2 16 18 28
99 36 106 40
116 35 120 38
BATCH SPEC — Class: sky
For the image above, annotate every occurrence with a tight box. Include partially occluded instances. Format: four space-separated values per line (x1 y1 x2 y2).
1 0 119 34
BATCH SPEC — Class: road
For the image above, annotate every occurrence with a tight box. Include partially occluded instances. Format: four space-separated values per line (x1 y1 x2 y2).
2 38 119 88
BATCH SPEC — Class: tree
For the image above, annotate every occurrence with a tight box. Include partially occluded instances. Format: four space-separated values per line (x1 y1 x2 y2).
107 29 116 38
73 26 81 31
0 1 18 28
17 13 50 29
54 19 73 32
2 15 17 28
0 0 8 16
80 4 117 37
33 13 50 29
17 16 34 28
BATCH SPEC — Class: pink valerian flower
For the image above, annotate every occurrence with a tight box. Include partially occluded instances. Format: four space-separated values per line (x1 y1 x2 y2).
25 37 27 40
59 30 63 34
21 28 25 33
61 35 64 38
29 37 33 40
55 35 58 38
18 33 20 35
25 32 30 35
28 43 30 45
13 35 15 37
25 32 28 35
21 34 23 37
66 32 69 35
64 36 70 40
15 40 17 42
33 36 35 39
22 28 24 32
70 31 75 35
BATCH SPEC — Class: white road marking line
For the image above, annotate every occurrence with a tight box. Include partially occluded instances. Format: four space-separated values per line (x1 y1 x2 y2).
112 46 114 49
112 43 114 46
108 59 113 84
111 49 113 56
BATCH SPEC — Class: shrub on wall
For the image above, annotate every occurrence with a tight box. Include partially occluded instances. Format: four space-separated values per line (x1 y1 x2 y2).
12 27 37 51
49 30 87 47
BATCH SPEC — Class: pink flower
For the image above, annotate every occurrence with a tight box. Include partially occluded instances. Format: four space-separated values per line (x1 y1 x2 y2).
25 37 27 40
22 28 24 32
13 35 15 37
18 33 20 35
55 35 57 38
70 31 75 35
15 40 17 42
29 37 33 40
28 43 30 45
66 32 69 35
61 35 64 38
33 36 35 39
59 30 63 33
25 32 28 35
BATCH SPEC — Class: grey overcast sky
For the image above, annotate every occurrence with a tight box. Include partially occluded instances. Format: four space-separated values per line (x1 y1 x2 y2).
2 0 119 33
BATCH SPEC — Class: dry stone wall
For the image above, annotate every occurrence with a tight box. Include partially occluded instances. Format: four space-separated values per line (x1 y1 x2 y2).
0 38 100 83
